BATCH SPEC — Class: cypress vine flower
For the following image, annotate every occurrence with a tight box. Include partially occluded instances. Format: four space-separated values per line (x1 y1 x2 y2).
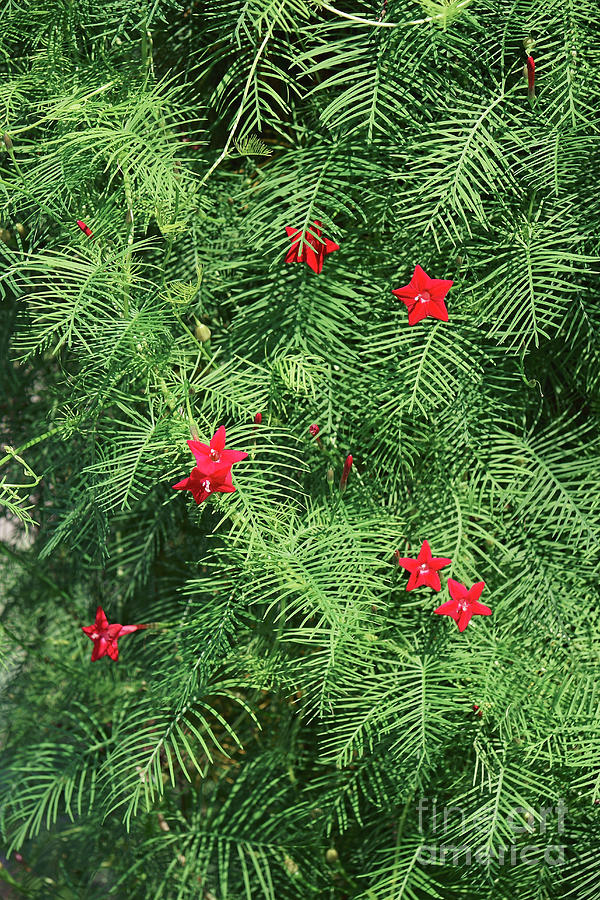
172 426 247 504
309 423 319 436
285 220 339 273
172 463 237 505
187 425 248 472
76 220 93 237
395 540 451 591
82 607 146 661
434 579 491 632
392 264 453 325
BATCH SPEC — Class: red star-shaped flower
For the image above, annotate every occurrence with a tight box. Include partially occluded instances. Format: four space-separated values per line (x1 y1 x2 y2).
434 579 491 632
173 426 247 505
187 426 248 475
285 220 339 274
396 539 451 591
392 264 453 325
81 606 145 661
172 463 237 505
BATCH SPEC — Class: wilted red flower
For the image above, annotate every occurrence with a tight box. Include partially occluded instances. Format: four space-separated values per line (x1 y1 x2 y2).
77 220 93 237
340 454 353 493
82 606 146 661
395 540 451 592
309 423 320 436
526 55 535 98
434 579 491 632
285 220 339 274
392 264 453 325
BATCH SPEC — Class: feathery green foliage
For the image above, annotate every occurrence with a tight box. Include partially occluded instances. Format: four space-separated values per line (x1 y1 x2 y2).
1 0 600 896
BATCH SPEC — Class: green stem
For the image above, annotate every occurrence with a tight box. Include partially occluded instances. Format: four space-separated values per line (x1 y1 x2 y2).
198 8 282 189
0 427 62 469
121 164 134 318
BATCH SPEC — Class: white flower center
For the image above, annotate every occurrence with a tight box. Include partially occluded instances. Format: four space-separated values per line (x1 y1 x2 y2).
415 290 431 304
209 449 221 462
202 479 212 493
419 564 429 574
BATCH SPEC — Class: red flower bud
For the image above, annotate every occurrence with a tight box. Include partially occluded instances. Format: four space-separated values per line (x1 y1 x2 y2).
77 219 93 238
340 454 353 493
526 56 535 99
309 423 319 436
254 412 262 424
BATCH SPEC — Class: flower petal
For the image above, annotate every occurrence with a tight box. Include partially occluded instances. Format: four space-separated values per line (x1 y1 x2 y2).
220 448 248 465
187 439 210 465
434 599 459 619
417 540 432 564
428 299 449 322
457 609 473 632
424 570 442 592
467 581 486 602
396 556 418 573
406 569 420 591
118 624 141 636
429 278 453 301
91 637 106 661
447 579 468 602
471 601 492 617
412 264 431 292
172 476 192 491
211 426 227 453
408 304 429 326
392 285 416 301
214 482 236 494
305 244 323 273
430 557 452 571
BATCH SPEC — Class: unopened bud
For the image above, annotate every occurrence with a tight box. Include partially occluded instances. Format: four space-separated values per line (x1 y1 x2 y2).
326 467 334 484
526 56 535 99
283 855 299 875
194 322 211 342
125 208 133 225
76 219 93 238
340 454 353 493
325 848 339 864
254 412 262 424
2 133 13 151
15 222 26 237
309 423 319 437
